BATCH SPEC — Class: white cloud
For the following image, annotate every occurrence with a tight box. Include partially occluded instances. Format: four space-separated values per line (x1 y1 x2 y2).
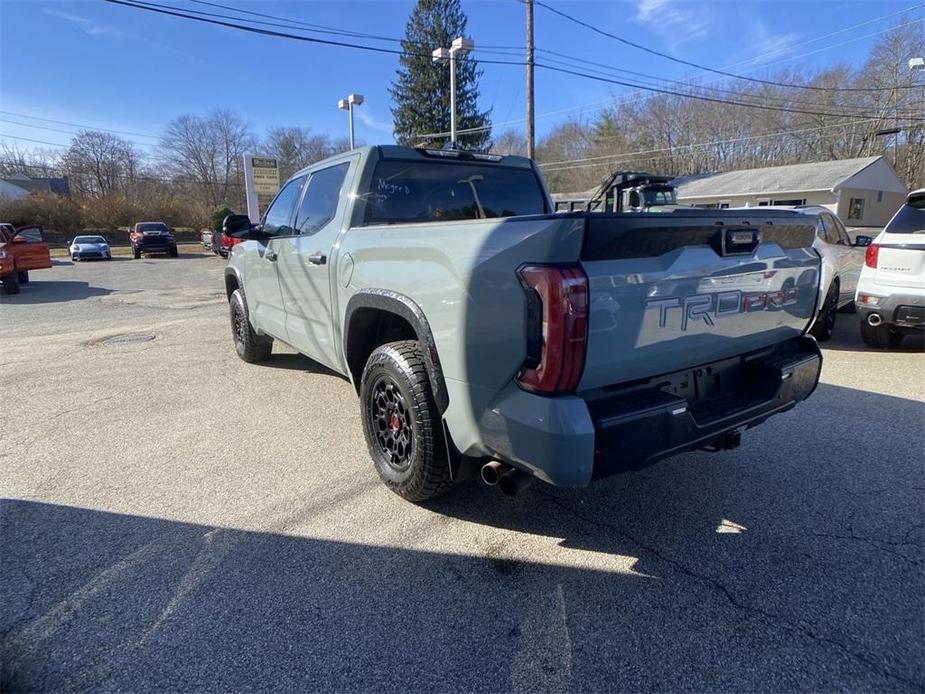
634 0 713 49
43 8 138 40
736 18 803 67
355 109 393 134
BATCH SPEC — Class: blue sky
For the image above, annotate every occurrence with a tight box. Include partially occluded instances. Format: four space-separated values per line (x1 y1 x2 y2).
0 0 921 155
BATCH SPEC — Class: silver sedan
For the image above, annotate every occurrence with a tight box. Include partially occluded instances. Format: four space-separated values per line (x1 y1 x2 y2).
69 235 112 261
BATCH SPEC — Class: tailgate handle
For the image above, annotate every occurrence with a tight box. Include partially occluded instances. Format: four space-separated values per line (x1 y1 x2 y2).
715 226 761 256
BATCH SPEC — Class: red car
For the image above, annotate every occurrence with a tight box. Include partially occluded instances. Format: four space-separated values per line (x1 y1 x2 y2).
212 227 243 258
0 223 52 295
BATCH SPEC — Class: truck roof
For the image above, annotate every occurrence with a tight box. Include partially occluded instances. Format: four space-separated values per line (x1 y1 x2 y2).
292 145 535 180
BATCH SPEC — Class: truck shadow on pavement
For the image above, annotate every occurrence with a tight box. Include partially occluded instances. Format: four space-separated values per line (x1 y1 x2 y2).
260 352 349 380
2 383 922 692
0 281 113 305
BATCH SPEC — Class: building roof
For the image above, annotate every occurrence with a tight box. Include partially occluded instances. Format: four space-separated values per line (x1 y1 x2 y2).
0 175 70 196
673 156 884 198
0 179 30 200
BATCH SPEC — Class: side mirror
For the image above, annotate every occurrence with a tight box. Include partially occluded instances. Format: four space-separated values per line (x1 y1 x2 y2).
854 235 873 247
223 214 253 238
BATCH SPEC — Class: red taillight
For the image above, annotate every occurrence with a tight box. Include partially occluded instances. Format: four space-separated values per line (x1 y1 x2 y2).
865 243 880 268
516 264 589 394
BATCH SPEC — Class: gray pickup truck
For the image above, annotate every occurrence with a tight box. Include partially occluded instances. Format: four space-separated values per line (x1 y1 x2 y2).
224 145 822 501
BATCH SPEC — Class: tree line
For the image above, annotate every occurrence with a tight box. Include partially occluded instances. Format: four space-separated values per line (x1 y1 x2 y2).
0 112 350 231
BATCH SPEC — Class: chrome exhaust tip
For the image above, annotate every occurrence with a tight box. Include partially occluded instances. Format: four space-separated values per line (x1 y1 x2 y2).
480 461 507 486
867 313 883 326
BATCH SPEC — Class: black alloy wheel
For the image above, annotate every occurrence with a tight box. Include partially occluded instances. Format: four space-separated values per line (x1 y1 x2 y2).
368 375 414 472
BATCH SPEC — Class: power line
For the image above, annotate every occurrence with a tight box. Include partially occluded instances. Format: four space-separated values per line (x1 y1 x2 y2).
535 63 925 122
0 118 158 148
538 118 905 171
0 110 160 139
187 0 524 50
103 0 524 67
531 0 924 93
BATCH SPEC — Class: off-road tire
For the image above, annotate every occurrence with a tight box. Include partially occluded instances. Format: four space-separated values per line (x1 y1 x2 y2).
810 281 838 342
860 320 904 349
133 247 141 259
2 268 20 295
360 340 452 502
229 289 272 362
17 270 28 284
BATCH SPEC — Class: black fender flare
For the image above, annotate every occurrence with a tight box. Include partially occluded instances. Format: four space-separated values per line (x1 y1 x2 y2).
344 290 449 414
224 265 244 299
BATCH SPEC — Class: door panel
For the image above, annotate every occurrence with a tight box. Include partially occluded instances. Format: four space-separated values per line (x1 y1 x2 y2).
12 226 51 271
247 176 305 339
278 161 352 370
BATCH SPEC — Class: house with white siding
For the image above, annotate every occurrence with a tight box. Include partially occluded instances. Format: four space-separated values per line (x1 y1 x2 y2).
672 156 907 228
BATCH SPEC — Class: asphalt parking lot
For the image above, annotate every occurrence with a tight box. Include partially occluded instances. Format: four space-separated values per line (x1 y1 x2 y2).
2 256 923 692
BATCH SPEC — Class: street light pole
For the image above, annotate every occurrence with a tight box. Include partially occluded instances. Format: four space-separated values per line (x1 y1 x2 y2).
433 37 474 147
337 93 364 149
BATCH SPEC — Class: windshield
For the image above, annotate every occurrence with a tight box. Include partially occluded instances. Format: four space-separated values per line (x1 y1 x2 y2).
361 160 547 225
884 196 925 234
137 223 168 232
74 236 106 244
643 188 677 206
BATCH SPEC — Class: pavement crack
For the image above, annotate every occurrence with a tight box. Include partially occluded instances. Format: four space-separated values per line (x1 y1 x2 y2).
535 489 924 691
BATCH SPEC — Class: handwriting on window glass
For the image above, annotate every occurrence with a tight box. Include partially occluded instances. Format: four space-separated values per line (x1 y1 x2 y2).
377 179 411 196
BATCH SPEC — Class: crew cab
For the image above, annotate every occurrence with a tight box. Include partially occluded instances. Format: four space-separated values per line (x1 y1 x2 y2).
0 223 52 295
130 222 178 258
224 145 823 501
855 188 925 348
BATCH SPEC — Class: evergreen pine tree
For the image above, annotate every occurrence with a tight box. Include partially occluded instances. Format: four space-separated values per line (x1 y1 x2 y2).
389 0 491 149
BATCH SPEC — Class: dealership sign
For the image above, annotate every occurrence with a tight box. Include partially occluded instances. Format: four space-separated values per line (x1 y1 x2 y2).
243 154 281 223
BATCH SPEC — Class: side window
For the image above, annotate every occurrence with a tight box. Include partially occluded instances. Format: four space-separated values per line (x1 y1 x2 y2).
14 226 43 243
818 215 840 245
295 162 350 236
831 216 851 246
262 176 305 236
816 215 831 242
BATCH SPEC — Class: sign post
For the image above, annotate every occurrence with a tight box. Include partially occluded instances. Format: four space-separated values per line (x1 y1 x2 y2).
243 155 280 223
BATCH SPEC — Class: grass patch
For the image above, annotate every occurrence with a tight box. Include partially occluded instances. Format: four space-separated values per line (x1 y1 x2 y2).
51 244 209 258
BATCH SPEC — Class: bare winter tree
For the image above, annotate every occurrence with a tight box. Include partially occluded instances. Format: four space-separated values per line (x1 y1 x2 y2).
0 143 59 178
59 130 141 198
263 126 350 181
158 109 256 209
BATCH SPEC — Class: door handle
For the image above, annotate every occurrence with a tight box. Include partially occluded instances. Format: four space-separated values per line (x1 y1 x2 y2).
308 252 327 265
265 250 278 262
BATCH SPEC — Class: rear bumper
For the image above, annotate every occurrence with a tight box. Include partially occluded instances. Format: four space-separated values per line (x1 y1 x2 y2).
478 336 821 487
856 292 924 329
588 336 821 479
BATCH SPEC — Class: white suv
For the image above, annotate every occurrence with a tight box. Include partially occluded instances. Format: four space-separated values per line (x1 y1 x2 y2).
855 189 925 348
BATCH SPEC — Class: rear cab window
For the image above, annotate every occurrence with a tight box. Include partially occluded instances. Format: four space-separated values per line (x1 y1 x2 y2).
358 159 547 226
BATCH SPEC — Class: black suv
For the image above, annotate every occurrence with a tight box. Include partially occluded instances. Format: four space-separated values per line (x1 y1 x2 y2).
130 222 178 258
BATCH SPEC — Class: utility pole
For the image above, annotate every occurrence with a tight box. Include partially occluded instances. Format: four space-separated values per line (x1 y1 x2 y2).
525 0 535 160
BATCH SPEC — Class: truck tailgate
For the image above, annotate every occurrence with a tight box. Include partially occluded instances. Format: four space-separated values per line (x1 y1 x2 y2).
578 211 820 390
